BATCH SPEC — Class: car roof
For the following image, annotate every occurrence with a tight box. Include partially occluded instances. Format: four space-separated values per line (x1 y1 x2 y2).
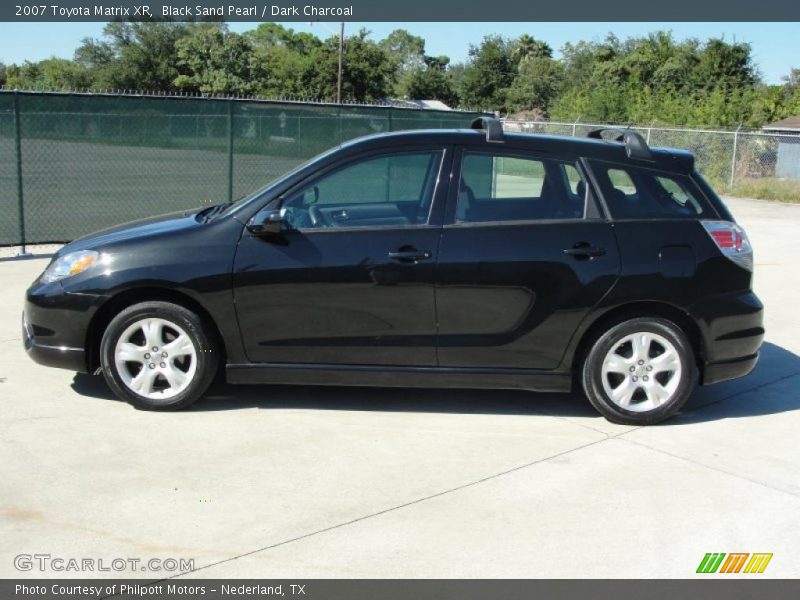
340 128 696 174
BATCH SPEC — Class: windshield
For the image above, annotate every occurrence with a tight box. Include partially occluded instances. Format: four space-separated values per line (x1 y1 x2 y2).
215 145 342 219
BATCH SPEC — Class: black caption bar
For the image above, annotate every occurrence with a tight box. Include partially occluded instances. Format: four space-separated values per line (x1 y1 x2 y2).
4 580 800 600
2 0 800 21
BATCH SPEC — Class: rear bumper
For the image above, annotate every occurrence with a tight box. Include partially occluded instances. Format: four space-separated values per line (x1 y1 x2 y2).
23 312 88 372
690 290 764 385
702 352 759 385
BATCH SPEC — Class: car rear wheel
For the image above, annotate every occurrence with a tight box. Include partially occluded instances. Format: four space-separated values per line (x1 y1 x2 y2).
581 317 696 425
100 301 218 410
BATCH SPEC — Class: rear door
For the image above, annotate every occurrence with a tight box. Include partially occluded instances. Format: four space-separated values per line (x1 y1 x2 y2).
435 147 621 370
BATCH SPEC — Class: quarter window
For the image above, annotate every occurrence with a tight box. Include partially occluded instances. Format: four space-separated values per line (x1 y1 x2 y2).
456 152 587 223
589 161 710 219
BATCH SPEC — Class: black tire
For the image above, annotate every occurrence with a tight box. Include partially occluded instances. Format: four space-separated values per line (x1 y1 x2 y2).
99 301 218 410
581 317 697 425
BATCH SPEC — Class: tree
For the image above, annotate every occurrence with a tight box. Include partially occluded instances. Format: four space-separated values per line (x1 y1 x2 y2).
458 36 515 110
398 56 457 105
506 56 563 114
4 58 92 90
174 24 255 94
380 29 426 72
305 29 395 102
3 25 796 129
74 21 194 91
380 28 427 96
695 38 757 88
783 68 800 89
248 23 321 55
510 34 552 64
247 23 321 98
379 29 457 101
549 32 766 127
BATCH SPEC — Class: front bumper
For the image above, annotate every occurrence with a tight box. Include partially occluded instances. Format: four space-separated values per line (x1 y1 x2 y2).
23 278 106 374
23 312 88 372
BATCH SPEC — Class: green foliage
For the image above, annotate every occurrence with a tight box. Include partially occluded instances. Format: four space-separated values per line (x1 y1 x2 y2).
380 28 426 74
174 24 255 94
84 21 195 91
509 34 553 62
301 29 395 102
4 25 799 129
6 57 92 90
396 56 457 105
458 36 515 109
506 56 564 113
544 33 770 127
246 24 321 98
380 29 458 103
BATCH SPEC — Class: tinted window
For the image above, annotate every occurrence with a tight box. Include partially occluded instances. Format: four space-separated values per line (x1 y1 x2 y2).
590 161 710 219
456 152 586 223
564 164 584 196
282 151 442 229
312 153 438 206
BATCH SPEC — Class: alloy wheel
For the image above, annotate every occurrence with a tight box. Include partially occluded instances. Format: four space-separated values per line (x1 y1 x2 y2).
113 317 197 400
600 331 682 412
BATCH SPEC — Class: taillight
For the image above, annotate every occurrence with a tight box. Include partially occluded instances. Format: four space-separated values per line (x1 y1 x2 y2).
702 220 753 271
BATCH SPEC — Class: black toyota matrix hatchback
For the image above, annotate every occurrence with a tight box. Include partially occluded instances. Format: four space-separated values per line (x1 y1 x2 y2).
24 117 763 424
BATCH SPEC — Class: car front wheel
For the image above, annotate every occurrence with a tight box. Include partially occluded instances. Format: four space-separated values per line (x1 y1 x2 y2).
100 301 218 410
581 317 696 425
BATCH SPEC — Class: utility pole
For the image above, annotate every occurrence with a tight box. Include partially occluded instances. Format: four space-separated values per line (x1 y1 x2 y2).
337 22 344 104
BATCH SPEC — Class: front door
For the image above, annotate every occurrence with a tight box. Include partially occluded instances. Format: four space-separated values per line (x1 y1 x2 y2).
233 147 448 366
436 148 621 370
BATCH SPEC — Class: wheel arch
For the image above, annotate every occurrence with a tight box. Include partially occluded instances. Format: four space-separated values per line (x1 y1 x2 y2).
85 287 227 373
570 301 705 374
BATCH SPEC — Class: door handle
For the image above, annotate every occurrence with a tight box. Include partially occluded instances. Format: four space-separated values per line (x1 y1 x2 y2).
388 249 432 263
563 242 606 259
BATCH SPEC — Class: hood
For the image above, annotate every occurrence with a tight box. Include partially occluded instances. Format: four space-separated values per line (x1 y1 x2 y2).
58 208 206 255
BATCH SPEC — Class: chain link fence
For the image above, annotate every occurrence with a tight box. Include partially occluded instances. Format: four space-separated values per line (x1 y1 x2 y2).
0 90 483 250
7 99 796 252
503 119 799 195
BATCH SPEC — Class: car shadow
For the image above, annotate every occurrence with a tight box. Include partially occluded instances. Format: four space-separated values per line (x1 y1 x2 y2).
70 342 800 423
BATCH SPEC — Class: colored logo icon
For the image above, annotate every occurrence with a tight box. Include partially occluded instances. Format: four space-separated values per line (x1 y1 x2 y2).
697 553 773 574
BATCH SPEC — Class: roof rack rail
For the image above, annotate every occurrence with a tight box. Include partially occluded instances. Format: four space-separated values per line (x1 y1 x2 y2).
471 116 504 143
586 128 654 161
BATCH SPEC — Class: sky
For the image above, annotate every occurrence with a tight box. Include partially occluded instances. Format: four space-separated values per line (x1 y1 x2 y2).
0 21 797 84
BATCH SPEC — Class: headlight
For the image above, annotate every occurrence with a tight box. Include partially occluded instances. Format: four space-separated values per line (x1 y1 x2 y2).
40 250 100 283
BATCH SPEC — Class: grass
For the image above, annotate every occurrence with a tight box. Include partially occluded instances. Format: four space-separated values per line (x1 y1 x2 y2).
722 178 800 203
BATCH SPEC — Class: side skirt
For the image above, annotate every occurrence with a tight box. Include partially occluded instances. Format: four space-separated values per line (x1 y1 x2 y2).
225 362 572 393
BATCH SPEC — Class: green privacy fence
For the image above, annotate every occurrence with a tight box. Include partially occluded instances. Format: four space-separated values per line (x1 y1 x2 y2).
0 91 484 247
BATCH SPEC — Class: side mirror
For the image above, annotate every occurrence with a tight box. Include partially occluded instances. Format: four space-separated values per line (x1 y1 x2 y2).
246 209 288 236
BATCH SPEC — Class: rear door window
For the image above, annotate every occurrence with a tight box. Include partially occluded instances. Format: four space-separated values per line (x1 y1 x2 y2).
589 161 711 219
455 151 587 223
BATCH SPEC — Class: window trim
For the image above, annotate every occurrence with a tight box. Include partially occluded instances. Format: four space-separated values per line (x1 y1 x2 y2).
273 145 449 233
444 146 601 227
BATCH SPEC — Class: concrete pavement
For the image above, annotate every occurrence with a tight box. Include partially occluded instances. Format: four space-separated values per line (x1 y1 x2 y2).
1 196 799 578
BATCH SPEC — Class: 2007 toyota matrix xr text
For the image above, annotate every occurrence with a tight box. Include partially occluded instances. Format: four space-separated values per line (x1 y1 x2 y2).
23 117 764 424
